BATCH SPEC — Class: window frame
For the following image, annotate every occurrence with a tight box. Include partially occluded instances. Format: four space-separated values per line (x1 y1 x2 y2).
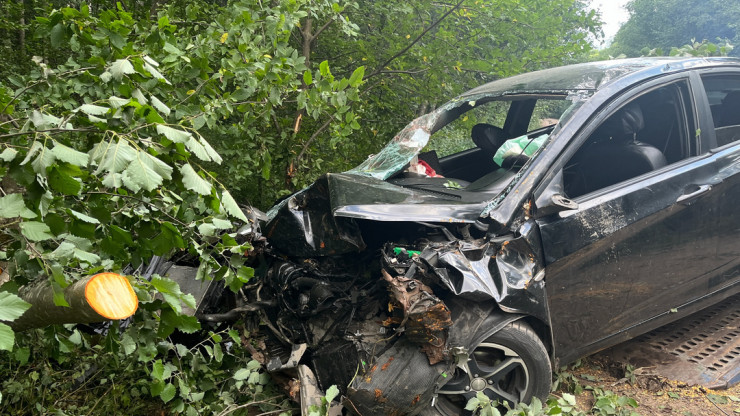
534 73 707 203
696 69 740 150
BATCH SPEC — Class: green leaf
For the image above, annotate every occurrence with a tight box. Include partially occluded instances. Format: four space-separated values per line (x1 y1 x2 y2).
319 60 331 78
180 164 212 195
110 225 134 246
67 209 100 224
122 152 164 192
109 58 135 80
150 96 171 116
0 194 37 219
464 396 479 411
151 360 165 380
31 145 56 175
108 96 130 109
198 136 222 164
20 141 42 165
50 23 65 48
237 266 254 283
76 104 109 116
197 223 217 236
91 139 136 174
233 369 251 381
325 385 339 403
0 292 32 321
151 276 187 314
213 343 224 362
160 309 200 335
131 89 148 104
73 248 100 265
0 323 16 352
160 383 176 403
212 218 232 230
348 66 365 87
49 167 82 195
20 221 54 241
303 70 313 85
50 241 75 261
52 282 69 307
0 148 18 162
708 394 728 405
184 136 211 161
14 346 30 365
142 153 173 180
156 125 192 143
220 189 248 222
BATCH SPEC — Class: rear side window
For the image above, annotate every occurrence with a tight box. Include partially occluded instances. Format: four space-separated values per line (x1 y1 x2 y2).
701 74 740 147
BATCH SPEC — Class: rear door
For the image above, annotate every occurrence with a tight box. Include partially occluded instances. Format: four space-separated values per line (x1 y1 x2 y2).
695 70 740 292
534 75 727 363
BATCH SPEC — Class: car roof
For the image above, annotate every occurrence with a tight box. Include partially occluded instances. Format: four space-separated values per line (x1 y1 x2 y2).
461 57 740 98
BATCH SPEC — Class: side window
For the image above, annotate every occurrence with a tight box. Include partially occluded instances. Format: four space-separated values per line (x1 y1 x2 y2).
701 74 740 147
563 81 695 198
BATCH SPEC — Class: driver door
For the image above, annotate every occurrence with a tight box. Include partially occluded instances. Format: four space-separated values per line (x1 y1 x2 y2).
535 78 723 363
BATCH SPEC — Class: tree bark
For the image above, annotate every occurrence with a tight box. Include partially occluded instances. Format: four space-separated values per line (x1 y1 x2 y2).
8 273 138 331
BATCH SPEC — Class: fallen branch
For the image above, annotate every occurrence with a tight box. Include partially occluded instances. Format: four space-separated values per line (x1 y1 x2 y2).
8 272 138 331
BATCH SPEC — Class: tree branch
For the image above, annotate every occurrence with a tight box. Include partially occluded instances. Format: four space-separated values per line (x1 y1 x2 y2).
0 127 97 139
312 14 338 40
365 0 466 79
293 116 335 167
85 191 188 227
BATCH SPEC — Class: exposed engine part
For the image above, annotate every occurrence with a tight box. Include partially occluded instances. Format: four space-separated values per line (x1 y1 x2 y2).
196 301 275 323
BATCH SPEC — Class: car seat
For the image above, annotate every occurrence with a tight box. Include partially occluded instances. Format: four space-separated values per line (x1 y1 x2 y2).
471 123 507 160
564 103 667 197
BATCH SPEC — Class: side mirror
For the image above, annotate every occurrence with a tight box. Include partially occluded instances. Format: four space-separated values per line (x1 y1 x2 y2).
533 170 578 218
536 193 578 217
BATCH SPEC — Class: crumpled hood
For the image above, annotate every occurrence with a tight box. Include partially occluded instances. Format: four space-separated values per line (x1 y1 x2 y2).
263 173 487 257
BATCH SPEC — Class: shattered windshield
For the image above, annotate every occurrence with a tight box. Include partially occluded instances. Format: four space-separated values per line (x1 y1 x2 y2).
347 59 656 183
347 93 585 181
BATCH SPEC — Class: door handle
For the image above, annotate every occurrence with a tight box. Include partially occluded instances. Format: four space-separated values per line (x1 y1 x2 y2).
676 184 712 204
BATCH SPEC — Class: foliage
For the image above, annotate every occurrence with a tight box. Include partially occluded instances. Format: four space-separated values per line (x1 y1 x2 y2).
643 39 734 58
306 385 339 416
464 390 639 416
1 325 293 415
609 0 740 58
307 0 600 185
0 1 600 209
0 292 31 351
0 1 342 413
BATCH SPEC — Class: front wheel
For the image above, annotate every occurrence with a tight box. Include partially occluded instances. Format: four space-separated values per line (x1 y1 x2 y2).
431 321 551 415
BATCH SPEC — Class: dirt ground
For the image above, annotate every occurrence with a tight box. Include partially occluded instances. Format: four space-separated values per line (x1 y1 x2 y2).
552 353 740 415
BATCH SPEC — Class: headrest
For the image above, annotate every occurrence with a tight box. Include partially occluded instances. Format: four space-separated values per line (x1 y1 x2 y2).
596 102 644 142
720 91 740 127
616 103 644 136
722 90 740 106
472 123 507 154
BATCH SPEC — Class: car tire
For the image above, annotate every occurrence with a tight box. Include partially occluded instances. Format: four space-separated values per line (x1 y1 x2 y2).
425 321 551 415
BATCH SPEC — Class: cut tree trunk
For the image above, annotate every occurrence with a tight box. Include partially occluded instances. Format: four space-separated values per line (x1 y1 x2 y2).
8 273 138 331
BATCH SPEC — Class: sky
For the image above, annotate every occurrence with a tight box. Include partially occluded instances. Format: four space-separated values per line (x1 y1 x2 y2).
591 0 631 47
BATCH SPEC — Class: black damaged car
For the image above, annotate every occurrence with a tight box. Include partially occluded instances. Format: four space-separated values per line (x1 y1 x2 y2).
187 57 740 415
